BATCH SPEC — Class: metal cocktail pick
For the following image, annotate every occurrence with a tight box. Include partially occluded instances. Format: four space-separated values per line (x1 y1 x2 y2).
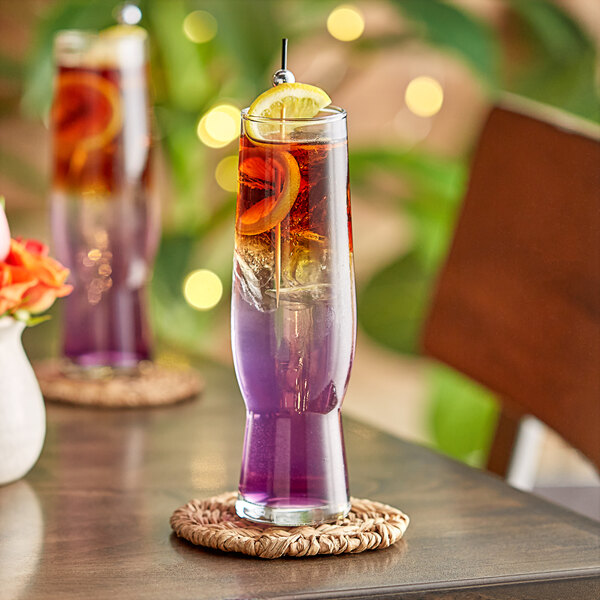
272 39 294 306
273 39 295 86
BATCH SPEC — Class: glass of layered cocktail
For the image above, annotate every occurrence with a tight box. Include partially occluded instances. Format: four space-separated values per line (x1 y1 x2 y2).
50 26 158 370
232 72 356 525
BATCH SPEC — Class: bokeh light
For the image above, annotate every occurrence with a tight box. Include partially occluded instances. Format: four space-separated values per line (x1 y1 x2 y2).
183 10 218 44
183 269 223 311
119 3 142 25
215 155 238 193
404 76 444 118
327 5 365 42
197 104 240 148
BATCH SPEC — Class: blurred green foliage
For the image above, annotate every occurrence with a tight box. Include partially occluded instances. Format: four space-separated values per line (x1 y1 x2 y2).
391 0 501 86
506 0 599 122
2 0 598 465
429 363 499 466
355 0 597 465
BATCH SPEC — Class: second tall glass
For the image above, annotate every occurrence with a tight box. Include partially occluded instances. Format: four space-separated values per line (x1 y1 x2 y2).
232 107 356 525
50 29 159 370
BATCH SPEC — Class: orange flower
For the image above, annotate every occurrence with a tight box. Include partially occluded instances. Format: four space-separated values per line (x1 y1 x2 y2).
0 238 72 316
0 263 37 315
0 201 9 261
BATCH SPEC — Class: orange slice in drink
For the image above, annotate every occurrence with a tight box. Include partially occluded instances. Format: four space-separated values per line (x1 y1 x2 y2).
52 71 122 173
236 149 301 235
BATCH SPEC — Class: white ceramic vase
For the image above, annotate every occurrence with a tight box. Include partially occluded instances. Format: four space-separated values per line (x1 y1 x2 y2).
0 317 45 485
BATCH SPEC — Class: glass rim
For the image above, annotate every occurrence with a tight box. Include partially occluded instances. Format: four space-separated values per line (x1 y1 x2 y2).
55 28 97 38
241 105 346 124
54 29 96 51
53 28 148 51
53 28 148 68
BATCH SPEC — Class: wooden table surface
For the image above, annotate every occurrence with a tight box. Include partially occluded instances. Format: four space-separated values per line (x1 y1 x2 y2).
1 362 599 599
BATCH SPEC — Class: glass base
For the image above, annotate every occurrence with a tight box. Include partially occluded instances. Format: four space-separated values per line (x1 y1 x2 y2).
235 494 350 526
60 358 148 379
65 351 148 370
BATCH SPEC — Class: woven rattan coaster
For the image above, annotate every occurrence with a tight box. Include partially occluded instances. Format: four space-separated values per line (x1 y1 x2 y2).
34 359 203 408
170 492 409 559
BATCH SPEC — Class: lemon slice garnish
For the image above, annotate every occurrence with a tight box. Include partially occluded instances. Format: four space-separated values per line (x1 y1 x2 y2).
236 148 301 236
246 83 331 141
249 83 331 119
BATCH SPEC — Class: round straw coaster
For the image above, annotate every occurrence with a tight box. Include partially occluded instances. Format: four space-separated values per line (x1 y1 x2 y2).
34 359 203 408
170 492 409 559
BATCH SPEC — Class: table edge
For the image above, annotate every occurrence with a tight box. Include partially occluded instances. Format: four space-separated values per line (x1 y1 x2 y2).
267 566 600 599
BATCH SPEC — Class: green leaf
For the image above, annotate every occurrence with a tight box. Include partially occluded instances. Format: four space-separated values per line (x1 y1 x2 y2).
350 147 465 205
22 0 116 118
358 251 434 355
153 233 196 302
351 147 465 271
208 0 282 93
0 148 46 196
506 0 599 122
146 0 213 111
404 194 458 271
390 0 500 86
157 111 209 230
11 309 52 327
509 0 589 61
428 362 499 466
26 314 52 327
354 148 466 355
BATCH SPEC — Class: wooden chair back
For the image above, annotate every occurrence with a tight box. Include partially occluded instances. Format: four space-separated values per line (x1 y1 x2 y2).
422 97 600 472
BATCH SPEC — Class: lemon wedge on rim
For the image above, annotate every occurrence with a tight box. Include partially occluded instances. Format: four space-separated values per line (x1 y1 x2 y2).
246 82 331 141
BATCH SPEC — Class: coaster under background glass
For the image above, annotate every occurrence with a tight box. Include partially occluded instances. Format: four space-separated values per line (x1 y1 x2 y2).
34 360 202 407
170 492 409 559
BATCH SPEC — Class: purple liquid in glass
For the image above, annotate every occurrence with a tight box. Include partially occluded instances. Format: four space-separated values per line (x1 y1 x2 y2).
232 293 354 511
232 109 355 524
51 194 157 368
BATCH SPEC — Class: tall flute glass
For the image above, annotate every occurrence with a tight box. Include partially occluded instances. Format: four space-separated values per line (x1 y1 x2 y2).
50 29 159 369
232 107 356 525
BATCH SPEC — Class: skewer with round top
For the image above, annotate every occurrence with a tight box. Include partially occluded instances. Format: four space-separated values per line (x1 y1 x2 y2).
271 39 294 307
273 38 295 86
